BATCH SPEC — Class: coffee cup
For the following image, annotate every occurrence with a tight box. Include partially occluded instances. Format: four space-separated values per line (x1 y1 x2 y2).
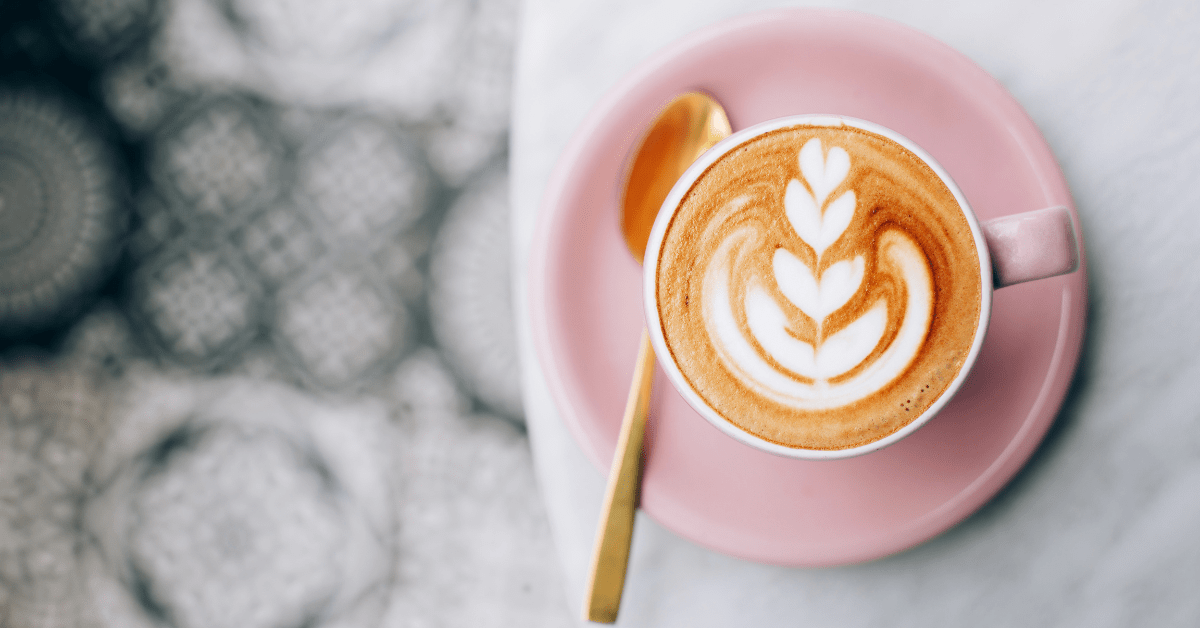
643 115 1079 460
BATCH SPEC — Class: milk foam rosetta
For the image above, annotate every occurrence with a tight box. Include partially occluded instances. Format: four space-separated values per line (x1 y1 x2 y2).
655 125 982 450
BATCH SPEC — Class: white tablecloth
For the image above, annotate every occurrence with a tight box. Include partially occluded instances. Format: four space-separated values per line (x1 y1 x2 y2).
512 1 1200 625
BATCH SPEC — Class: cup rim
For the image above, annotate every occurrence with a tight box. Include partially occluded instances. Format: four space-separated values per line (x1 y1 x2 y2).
642 114 994 460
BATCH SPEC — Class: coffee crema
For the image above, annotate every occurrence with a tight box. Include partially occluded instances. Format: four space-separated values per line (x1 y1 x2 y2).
655 124 982 450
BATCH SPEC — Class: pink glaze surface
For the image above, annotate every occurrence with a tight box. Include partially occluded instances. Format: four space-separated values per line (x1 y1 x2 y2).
527 9 1087 566
983 206 1081 288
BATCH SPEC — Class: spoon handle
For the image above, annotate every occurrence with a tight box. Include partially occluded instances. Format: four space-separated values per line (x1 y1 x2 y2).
583 328 655 623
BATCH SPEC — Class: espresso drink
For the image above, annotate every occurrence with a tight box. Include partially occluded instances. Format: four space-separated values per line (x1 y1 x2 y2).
654 123 982 450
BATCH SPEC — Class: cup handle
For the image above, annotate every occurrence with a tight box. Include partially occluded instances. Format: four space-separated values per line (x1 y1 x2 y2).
981 205 1080 289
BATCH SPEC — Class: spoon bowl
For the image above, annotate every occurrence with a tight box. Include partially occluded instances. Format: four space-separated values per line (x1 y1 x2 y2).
622 94 734 262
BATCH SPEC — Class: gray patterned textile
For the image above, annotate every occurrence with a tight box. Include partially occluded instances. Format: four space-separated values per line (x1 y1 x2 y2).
0 1 571 626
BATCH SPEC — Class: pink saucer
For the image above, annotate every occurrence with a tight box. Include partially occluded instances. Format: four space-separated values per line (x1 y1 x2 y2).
528 9 1086 566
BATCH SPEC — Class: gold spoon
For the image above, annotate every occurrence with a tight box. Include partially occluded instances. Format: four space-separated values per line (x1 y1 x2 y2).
583 92 731 624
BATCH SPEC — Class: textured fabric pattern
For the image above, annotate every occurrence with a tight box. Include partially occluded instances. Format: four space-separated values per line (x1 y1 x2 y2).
0 0 570 626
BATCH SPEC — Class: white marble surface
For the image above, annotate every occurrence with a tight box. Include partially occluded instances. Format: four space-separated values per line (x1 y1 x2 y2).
512 0 1200 625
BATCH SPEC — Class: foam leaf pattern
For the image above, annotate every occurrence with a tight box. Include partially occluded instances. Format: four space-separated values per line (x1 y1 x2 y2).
745 284 816 376
746 281 886 380
813 301 886 378
706 229 932 407
785 182 856 258
799 138 849 206
773 249 864 321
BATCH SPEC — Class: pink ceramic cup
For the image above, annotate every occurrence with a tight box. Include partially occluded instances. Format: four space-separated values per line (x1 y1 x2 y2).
643 115 1080 460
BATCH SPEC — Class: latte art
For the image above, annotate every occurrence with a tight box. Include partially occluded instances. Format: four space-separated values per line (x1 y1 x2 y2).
708 137 934 407
655 124 982 450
